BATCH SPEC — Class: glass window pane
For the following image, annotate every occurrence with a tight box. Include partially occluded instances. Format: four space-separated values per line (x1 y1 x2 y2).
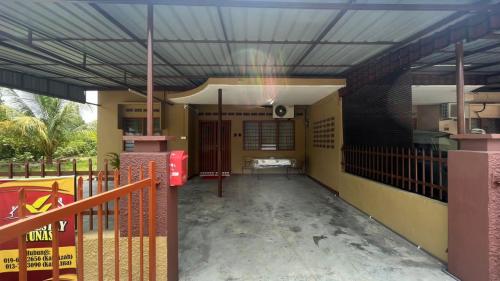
154 118 162 135
123 119 143 136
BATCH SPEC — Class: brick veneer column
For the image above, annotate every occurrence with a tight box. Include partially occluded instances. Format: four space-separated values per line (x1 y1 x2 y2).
448 134 500 281
119 137 178 281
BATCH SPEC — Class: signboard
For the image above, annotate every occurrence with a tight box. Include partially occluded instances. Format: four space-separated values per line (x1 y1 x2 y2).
0 177 77 280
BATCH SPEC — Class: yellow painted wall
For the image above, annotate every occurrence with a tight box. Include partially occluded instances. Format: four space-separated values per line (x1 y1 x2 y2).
97 91 189 169
193 105 306 174
97 89 448 261
306 93 342 188
307 92 449 262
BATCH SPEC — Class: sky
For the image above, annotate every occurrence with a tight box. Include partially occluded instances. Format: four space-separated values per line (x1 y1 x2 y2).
81 91 98 123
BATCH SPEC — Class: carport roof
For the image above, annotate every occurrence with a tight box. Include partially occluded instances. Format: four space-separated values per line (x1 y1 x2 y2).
0 0 499 101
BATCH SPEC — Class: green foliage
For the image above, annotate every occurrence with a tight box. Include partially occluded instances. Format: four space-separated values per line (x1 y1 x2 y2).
55 121 97 158
0 89 96 162
106 152 120 170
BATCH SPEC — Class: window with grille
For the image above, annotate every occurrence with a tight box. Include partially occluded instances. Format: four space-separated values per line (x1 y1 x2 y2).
278 121 294 150
243 120 294 151
243 121 260 150
261 122 277 150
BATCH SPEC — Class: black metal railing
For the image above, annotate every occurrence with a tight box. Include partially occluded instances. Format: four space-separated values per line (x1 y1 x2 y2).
342 145 448 202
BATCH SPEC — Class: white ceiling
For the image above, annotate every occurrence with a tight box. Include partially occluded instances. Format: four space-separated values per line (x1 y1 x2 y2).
171 83 488 106
412 85 483 105
169 83 344 105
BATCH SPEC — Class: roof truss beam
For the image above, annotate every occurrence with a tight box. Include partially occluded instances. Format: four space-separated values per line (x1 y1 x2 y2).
413 41 500 71
0 14 151 89
341 6 500 94
287 0 352 74
65 1 492 11
0 57 111 88
90 3 198 87
0 35 148 94
216 6 235 68
0 38 398 46
0 63 354 68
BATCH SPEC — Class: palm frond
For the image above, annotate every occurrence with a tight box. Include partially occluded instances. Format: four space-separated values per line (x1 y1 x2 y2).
2 90 36 117
9 116 49 141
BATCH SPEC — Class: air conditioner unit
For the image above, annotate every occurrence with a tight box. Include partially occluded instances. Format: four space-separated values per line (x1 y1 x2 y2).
273 105 294 119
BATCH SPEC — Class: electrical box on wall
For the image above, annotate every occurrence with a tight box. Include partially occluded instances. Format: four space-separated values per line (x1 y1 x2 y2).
273 105 294 119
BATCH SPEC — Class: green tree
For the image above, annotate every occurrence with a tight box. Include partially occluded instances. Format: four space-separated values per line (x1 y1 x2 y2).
0 89 85 163
55 121 97 158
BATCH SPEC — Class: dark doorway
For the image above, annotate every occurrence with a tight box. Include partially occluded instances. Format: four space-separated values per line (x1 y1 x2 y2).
199 120 231 176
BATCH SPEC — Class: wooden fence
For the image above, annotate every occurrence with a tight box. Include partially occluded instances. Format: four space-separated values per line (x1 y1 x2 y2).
0 159 115 230
0 161 157 281
342 145 448 202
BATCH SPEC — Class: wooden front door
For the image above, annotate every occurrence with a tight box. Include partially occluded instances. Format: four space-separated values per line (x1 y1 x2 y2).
199 120 231 176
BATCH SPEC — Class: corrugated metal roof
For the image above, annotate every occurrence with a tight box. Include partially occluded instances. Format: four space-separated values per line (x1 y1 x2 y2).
292 66 349 75
86 65 125 78
0 2 128 39
238 66 290 76
303 44 391 65
0 0 497 95
55 78 104 88
222 8 340 41
442 39 498 52
74 77 121 87
177 65 235 76
155 65 182 76
470 65 500 73
155 6 225 40
155 77 196 87
155 42 231 65
415 52 453 65
76 41 146 64
0 45 54 65
0 65 63 78
97 4 147 38
39 65 96 78
230 43 309 65
415 39 500 71
464 52 500 64
324 10 455 43
356 0 476 3
34 41 86 64
0 20 28 39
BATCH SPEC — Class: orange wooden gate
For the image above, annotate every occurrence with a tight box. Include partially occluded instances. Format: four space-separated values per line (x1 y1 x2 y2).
0 162 158 281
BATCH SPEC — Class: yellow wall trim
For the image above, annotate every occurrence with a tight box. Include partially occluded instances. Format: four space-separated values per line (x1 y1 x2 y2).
338 173 448 262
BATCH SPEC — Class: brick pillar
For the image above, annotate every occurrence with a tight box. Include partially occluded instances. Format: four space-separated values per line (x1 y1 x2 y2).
119 136 178 281
449 134 500 281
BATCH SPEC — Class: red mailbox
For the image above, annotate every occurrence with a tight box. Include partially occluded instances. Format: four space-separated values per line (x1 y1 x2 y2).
169 150 188 187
